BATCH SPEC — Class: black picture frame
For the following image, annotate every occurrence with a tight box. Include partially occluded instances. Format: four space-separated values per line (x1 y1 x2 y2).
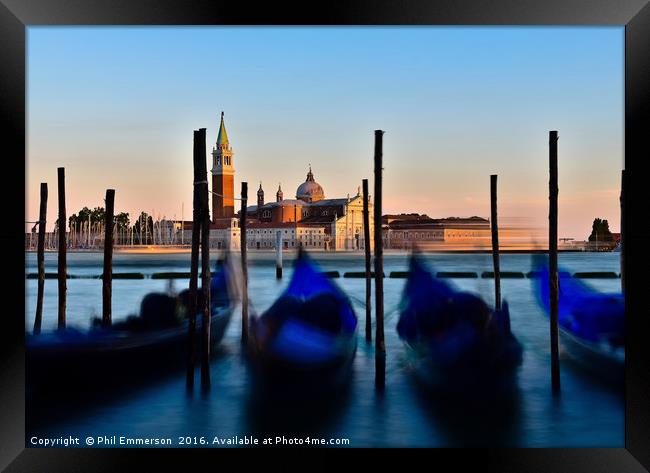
1 0 649 470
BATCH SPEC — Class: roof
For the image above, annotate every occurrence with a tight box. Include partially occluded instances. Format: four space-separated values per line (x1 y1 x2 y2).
388 216 490 230
299 215 337 224
383 213 429 223
216 111 229 146
246 199 305 213
309 198 348 207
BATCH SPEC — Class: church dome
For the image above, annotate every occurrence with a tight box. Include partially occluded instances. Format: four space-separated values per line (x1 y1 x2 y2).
296 166 325 203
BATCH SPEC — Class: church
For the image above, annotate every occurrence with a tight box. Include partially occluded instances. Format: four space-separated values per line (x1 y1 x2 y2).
208 112 373 251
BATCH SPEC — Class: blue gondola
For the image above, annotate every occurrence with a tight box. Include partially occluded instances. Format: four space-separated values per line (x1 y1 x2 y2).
248 250 357 395
533 262 624 383
26 256 237 398
397 255 523 394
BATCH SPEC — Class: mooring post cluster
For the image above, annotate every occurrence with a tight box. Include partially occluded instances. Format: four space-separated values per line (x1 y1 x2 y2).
373 130 386 390
362 178 372 343
187 128 211 390
240 182 249 345
490 174 501 311
33 183 48 335
57 168 67 331
36 168 117 337
276 230 283 279
549 130 561 393
102 189 115 327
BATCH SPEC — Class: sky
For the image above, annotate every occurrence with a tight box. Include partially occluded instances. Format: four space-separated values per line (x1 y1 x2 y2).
26 27 624 239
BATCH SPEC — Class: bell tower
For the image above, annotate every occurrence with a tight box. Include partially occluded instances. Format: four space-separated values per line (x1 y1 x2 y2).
257 182 265 208
211 111 235 220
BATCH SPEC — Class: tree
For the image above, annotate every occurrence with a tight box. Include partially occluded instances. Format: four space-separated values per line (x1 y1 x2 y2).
68 206 92 229
90 206 105 226
114 212 130 230
133 212 154 244
588 218 614 242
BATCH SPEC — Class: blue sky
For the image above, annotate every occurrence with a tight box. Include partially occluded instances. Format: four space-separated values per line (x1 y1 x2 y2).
26 26 623 238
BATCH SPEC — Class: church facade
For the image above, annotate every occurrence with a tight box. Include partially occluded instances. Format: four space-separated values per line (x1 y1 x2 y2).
208 113 373 251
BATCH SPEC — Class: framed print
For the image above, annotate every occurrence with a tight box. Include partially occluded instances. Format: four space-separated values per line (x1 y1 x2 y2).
1 0 649 470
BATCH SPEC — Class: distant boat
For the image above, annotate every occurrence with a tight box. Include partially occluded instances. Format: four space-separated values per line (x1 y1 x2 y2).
248 250 357 396
26 257 236 399
397 255 523 395
533 262 624 383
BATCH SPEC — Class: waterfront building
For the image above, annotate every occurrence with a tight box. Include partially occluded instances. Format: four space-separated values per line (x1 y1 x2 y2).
382 215 492 249
208 113 373 251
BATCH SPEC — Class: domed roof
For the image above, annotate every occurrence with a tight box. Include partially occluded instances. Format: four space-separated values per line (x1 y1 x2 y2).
296 166 325 202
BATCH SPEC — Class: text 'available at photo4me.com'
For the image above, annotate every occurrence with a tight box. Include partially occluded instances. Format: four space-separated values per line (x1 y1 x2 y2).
29 434 352 447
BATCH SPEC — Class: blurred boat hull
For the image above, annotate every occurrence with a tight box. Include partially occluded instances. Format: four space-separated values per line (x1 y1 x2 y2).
26 306 233 399
248 251 358 400
398 255 523 397
559 327 624 386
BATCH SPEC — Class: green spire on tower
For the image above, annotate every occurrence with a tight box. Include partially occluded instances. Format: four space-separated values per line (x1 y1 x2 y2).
217 111 229 146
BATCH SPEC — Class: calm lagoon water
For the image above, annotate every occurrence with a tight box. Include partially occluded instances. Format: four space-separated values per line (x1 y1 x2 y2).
25 251 624 447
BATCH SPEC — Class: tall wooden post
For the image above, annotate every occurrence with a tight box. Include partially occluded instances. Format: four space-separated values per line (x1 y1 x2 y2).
549 130 561 393
102 189 115 327
275 231 283 278
490 175 501 311
373 130 385 389
362 179 372 343
198 128 211 389
33 183 48 335
57 168 66 330
620 169 625 293
187 129 202 390
240 182 249 345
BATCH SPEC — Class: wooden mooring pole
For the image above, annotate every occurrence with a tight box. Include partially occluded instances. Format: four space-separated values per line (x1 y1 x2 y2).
102 189 115 327
240 182 249 345
490 175 501 311
275 230 283 279
549 130 561 393
620 169 625 293
57 168 66 330
362 178 372 343
33 183 47 335
373 130 385 389
198 128 211 389
186 129 202 390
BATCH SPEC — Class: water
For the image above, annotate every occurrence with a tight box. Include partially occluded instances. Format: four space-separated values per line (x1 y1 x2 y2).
25 251 624 447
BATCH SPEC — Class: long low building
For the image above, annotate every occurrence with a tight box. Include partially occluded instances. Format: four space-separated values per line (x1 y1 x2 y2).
383 215 492 249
